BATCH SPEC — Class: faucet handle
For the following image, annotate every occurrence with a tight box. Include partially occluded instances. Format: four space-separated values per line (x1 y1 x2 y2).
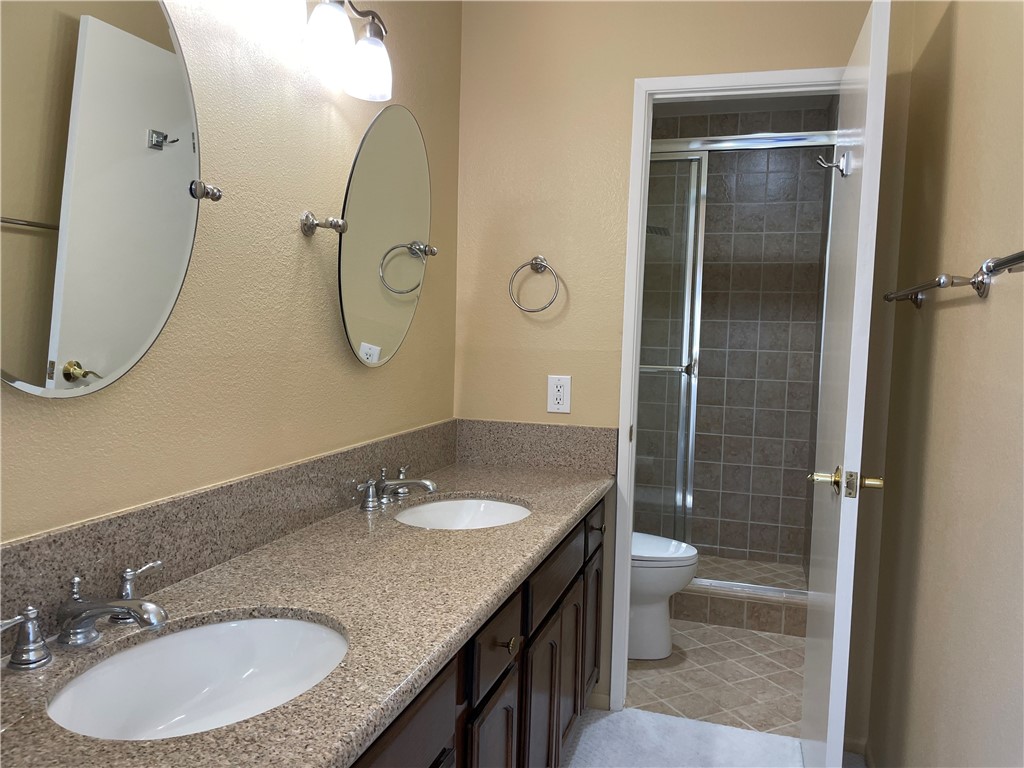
120 560 163 591
0 606 52 670
393 464 411 498
111 560 163 624
358 477 382 512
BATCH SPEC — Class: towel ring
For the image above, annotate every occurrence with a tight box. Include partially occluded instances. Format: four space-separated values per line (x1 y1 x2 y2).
379 240 437 295
509 256 560 313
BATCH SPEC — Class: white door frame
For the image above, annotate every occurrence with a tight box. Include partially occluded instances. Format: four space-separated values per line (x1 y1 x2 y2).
610 67 846 709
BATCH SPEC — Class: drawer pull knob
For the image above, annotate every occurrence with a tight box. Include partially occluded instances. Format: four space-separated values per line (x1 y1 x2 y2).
591 524 606 534
497 636 519 656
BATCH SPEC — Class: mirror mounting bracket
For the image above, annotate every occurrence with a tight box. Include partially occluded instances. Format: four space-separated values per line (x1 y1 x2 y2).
300 211 347 236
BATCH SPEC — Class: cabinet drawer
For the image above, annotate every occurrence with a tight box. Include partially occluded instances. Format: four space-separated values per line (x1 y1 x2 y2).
527 523 585 635
354 657 458 768
470 590 523 707
585 500 605 560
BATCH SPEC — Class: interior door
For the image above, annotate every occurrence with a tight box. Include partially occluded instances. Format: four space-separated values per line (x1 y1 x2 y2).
47 15 197 389
801 3 890 766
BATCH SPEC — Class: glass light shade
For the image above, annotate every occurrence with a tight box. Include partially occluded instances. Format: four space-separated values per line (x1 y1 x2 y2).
306 2 354 93
344 36 392 102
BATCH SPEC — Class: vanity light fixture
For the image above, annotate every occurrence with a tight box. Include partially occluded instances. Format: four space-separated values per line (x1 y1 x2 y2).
344 2 392 102
307 0 392 102
306 0 354 93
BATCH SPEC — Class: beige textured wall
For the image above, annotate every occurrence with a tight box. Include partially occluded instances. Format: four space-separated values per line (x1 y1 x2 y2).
867 2 1024 766
0 0 462 542
454 1 869 427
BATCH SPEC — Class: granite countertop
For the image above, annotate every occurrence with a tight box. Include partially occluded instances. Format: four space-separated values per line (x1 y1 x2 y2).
0 463 614 767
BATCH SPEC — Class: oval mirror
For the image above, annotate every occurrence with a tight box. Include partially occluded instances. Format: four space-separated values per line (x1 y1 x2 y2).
1 1 199 397
339 105 431 367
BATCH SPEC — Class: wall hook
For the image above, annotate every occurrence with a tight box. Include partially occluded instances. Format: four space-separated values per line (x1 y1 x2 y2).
816 151 850 177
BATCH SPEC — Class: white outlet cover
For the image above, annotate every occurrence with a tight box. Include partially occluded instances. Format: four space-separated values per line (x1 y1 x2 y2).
547 375 571 413
358 342 381 364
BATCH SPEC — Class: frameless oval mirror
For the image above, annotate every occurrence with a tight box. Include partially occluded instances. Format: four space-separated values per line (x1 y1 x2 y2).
339 105 431 367
1 1 199 397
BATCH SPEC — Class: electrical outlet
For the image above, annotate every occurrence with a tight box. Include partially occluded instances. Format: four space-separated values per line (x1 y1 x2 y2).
547 375 571 413
358 342 381 364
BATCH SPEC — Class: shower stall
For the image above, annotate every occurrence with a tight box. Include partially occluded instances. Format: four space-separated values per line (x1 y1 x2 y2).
633 99 837 593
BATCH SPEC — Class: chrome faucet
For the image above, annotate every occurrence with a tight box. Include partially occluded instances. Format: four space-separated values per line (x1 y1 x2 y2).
358 465 437 511
57 575 168 646
381 477 437 499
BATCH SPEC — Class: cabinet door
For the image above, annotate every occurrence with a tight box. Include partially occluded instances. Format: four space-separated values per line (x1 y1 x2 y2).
354 659 458 768
468 665 520 768
583 550 602 699
558 575 585 750
522 610 561 768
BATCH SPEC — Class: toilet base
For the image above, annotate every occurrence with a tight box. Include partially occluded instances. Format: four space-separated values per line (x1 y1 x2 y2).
628 599 673 660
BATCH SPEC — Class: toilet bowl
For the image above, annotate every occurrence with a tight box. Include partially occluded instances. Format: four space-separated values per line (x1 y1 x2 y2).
629 532 699 660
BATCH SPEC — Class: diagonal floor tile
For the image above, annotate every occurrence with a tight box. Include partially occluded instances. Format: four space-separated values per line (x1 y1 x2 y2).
661 691 723 719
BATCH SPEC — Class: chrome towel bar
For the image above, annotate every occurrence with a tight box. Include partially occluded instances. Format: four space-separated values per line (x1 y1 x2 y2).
1 216 59 232
884 249 1024 308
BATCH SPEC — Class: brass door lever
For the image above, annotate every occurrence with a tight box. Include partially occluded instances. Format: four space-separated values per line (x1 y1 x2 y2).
62 361 103 382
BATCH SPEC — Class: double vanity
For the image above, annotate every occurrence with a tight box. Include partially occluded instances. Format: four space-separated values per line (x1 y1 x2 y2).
0 3 611 765
0 463 613 767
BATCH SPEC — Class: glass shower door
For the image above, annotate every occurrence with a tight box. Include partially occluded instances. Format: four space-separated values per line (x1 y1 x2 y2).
633 153 706 544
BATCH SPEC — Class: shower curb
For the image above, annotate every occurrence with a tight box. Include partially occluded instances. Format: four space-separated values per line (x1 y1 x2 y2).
672 580 807 637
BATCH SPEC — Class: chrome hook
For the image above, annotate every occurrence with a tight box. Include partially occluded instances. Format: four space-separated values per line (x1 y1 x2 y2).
816 151 850 178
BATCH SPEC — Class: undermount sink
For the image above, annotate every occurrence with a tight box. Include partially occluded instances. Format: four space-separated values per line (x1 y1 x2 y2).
395 499 531 530
47 618 347 741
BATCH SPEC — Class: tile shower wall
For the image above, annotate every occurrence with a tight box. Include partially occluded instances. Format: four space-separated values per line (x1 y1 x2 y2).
694 144 828 564
641 106 833 563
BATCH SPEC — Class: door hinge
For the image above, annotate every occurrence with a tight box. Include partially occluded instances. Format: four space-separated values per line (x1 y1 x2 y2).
628 425 634 443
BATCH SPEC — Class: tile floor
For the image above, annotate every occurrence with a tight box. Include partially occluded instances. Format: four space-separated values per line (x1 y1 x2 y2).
696 554 808 591
626 620 805 736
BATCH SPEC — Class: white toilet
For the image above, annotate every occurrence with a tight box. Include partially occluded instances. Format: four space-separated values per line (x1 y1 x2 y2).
629 532 699 660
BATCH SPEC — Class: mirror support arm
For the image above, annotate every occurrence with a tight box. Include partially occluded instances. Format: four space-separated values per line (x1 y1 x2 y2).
300 211 348 236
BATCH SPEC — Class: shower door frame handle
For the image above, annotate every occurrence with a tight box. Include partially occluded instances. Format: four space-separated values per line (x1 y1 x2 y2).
638 361 695 376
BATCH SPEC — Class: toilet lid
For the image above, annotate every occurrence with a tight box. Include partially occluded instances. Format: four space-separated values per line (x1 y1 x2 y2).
631 532 699 565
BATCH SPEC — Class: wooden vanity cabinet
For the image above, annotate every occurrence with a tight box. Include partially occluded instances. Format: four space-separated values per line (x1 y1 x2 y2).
354 493 609 768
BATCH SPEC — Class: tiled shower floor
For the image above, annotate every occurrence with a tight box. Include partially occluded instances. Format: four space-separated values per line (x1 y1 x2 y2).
626 620 805 736
696 554 808 591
